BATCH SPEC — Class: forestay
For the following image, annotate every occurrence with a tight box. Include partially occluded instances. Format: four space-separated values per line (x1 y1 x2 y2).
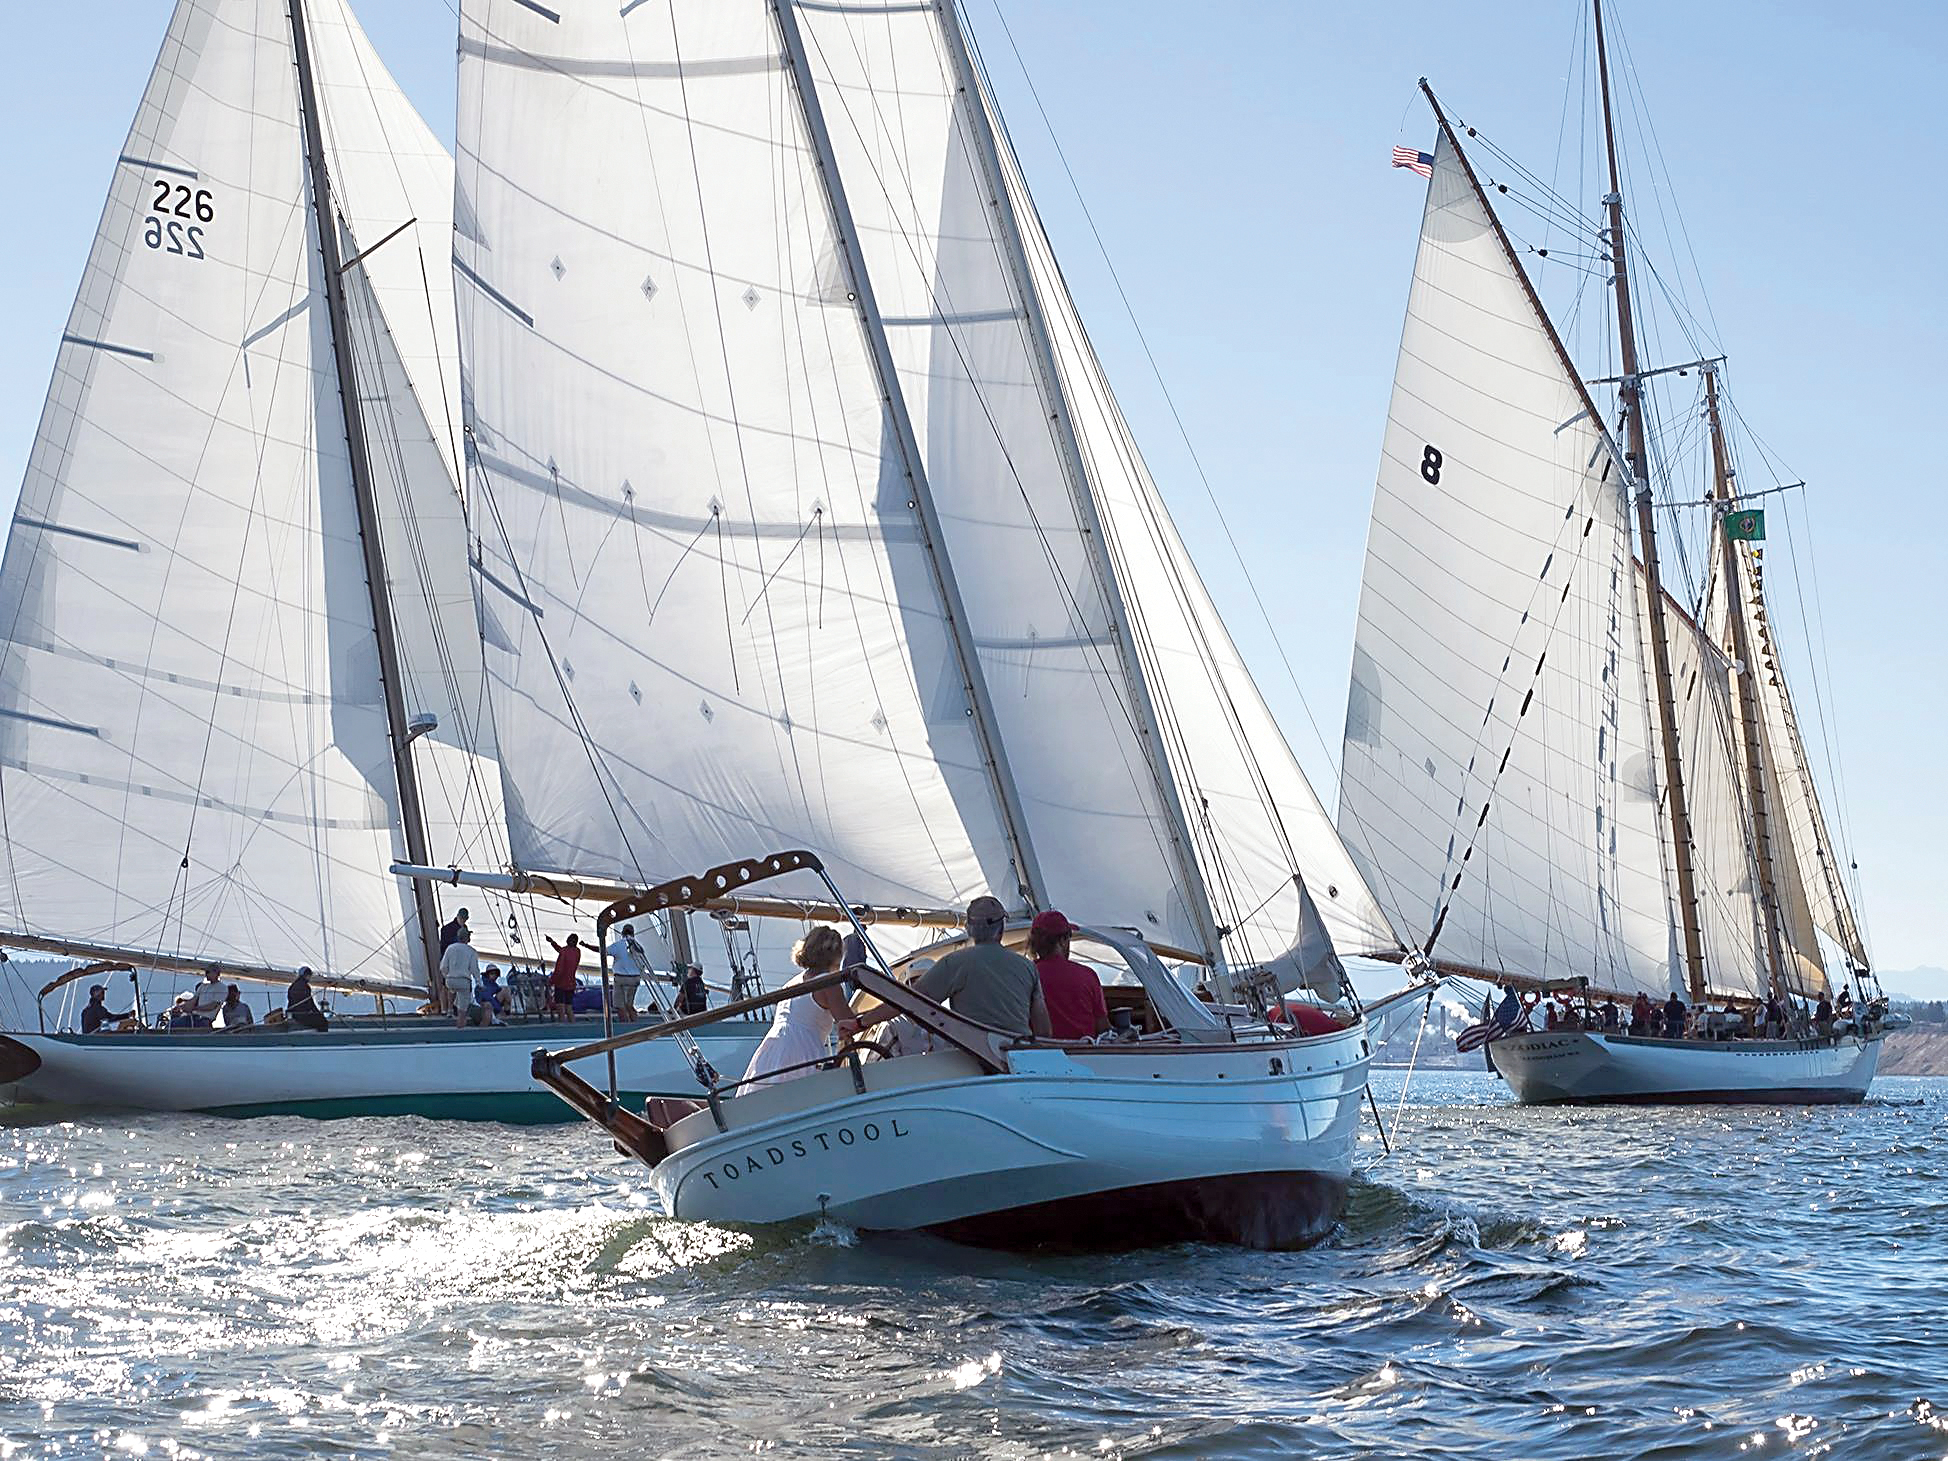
0 0 474 982
1339 133 1675 997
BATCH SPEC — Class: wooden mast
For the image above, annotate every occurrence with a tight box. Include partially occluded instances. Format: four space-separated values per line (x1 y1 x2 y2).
1703 365 1790 998
287 0 444 995
1593 0 1709 1003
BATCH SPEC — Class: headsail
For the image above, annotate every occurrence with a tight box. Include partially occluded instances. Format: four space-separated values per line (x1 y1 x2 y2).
967 53 1399 979
1338 131 1675 997
454 0 1378 975
0 0 479 982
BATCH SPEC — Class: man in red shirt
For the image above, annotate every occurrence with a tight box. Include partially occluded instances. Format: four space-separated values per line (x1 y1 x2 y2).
1027 910 1109 1040
546 934 583 1022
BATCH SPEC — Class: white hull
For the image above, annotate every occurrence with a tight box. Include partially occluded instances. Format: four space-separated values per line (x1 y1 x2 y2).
647 1020 1375 1249
0 1020 766 1121
1489 1029 1882 1105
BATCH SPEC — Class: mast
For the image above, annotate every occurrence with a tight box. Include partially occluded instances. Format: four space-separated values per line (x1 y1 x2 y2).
1704 365 1790 997
930 0 1225 970
1593 0 1709 1003
767 0 1047 909
287 0 443 992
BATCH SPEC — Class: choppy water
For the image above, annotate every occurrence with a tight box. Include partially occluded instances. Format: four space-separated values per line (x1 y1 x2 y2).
3 1071 1944 1459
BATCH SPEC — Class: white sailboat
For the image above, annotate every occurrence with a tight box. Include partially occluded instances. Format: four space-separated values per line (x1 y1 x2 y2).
1339 6 1885 1105
0 0 766 1117
436 0 1430 1246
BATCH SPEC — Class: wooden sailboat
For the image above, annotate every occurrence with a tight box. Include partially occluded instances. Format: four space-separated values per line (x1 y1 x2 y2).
0 0 766 1117
1339 4 1886 1104
428 0 1432 1246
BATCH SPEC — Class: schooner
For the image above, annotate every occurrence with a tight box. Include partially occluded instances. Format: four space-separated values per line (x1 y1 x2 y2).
426 0 1432 1246
0 0 768 1116
1339 3 1886 1103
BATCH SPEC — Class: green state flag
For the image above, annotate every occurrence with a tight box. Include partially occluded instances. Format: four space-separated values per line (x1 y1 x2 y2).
1723 508 1765 541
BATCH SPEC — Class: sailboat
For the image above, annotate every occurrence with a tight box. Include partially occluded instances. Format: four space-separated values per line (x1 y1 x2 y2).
423 0 1432 1246
1338 4 1886 1105
0 0 767 1118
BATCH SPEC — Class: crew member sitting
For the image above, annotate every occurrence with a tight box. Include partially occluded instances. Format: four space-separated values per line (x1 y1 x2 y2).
80 984 132 1034
1027 910 1109 1040
216 984 254 1030
476 966 509 1024
911 896 1050 1038
285 967 329 1031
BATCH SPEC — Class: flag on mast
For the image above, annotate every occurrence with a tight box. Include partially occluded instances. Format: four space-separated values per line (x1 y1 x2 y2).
1724 508 1766 541
1392 146 1434 179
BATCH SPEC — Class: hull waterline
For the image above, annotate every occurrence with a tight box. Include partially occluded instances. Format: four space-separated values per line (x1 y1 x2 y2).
1488 1028 1882 1105
0 1020 767 1122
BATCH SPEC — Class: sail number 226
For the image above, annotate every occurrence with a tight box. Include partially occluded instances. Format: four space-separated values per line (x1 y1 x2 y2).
143 179 214 262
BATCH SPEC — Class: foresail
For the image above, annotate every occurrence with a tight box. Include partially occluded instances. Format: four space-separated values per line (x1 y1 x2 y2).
0 0 412 979
453 0 1020 911
1338 132 1674 997
791 2 1207 950
975 69 1399 980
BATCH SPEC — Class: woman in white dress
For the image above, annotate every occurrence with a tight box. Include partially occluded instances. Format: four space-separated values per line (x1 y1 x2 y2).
742 927 862 1090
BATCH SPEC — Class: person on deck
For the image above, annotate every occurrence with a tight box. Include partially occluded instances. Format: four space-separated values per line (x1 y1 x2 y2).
285 967 328 1031
80 985 132 1034
440 928 481 1029
1662 991 1686 1040
476 966 509 1024
606 925 647 1021
216 985 254 1031
1599 998 1619 1033
188 967 226 1027
1629 991 1653 1036
544 934 583 1021
674 965 709 1017
1028 910 1109 1040
743 926 861 1090
439 908 470 953
910 896 1050 1038
1834 985 1854 1029
1815 990 1834 1038
1764 993 1786 1039
545 935 583 1022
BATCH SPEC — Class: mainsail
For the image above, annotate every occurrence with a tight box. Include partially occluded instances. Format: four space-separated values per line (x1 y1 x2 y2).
1339 132 1673 997
454 0 1396 979
0 0 483 984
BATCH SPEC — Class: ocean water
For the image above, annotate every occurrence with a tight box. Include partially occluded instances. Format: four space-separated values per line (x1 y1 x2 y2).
2 1071 1944 1459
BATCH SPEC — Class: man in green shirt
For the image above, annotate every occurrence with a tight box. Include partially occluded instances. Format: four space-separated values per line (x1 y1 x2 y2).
913 896 1051 1038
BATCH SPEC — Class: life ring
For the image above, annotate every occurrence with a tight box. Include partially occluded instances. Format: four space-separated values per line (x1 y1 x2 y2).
1520 988 1541 1009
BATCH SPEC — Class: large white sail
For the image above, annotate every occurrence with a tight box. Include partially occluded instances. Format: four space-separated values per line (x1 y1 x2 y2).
453 0 1024 913
1338 132 1674 995
0 0 476 982
970 65 1399 976
786 2 1212 951
1649 569 1766 1000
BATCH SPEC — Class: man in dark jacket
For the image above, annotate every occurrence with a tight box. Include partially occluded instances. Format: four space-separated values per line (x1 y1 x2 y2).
1663 992 1686 1040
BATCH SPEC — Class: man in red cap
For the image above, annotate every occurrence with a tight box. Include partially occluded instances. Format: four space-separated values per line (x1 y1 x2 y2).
1027 910 1110 1041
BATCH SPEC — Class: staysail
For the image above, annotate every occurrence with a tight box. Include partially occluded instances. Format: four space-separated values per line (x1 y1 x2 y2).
0 0 482 983
1338 131 1675 997
454 0 1385 979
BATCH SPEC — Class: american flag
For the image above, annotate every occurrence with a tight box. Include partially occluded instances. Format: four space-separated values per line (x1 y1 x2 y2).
1392 146 1434 180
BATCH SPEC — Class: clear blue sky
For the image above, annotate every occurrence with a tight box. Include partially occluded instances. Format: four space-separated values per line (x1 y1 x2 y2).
2 3 1939 977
